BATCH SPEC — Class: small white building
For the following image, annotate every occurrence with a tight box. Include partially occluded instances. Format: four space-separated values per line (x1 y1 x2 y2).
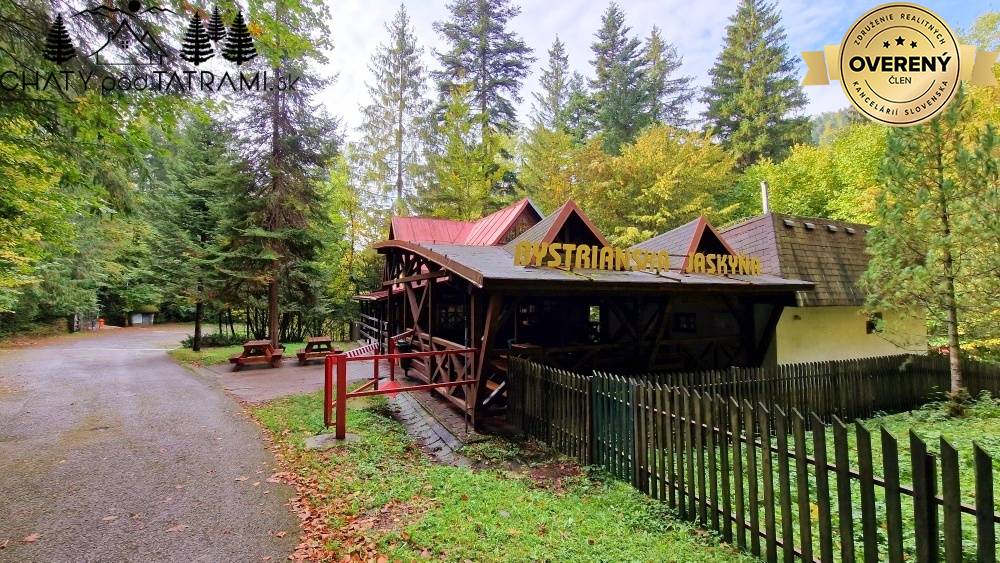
721 213 927 365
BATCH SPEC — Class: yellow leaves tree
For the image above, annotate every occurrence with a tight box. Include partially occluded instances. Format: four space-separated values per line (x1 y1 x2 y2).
574 126 736 245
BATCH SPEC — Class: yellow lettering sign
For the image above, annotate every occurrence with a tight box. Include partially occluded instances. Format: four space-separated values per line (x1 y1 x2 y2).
513 242 762 276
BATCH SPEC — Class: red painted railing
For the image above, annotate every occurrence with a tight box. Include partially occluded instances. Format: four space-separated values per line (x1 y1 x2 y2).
323 343 476 439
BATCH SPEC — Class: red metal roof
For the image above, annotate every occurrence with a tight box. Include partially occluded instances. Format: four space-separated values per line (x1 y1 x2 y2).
464 198 540 245
389 216 473 244
389 198 541 246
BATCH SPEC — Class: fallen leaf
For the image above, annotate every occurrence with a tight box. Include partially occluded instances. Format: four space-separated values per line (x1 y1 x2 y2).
0 539 9 549
22 533 40 543
101 516 118 522
235 476 249 482
274 531 287 538
252 481 260 487
165 524 188 533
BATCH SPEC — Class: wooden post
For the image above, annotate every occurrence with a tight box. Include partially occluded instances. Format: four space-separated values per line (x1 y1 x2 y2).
335 354 347 439
324 354 333 427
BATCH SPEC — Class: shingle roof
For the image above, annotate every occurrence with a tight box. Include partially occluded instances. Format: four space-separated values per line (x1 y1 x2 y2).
630 217 737 270
372 240 813 294
721 213 871 307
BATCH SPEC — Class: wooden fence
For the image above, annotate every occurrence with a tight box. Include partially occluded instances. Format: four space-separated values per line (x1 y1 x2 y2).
507 357 1000 563
630 354 1000 422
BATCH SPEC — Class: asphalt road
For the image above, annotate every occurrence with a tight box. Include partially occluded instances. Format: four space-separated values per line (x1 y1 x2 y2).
0 326 298 562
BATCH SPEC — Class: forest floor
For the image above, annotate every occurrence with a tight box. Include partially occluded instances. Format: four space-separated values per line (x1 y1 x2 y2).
251 390 755 562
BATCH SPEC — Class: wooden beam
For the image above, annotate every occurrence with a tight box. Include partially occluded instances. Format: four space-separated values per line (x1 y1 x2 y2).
473 294 504 422
383 270 449 286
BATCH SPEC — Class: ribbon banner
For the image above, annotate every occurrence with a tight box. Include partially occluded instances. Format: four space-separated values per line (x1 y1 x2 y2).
800 3 997 126
802 45 998 87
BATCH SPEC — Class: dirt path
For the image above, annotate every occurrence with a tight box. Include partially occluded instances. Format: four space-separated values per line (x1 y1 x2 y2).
0 326 298 562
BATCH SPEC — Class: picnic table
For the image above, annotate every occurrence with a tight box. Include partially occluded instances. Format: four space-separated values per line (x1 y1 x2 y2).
296 336 341 365
229 340 283 371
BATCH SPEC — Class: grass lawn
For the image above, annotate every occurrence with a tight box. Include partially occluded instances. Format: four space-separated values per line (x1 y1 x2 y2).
251 391 754 562
169 341 356 367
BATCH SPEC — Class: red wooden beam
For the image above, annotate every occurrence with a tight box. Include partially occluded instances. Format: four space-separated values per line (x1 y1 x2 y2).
346 379 476 399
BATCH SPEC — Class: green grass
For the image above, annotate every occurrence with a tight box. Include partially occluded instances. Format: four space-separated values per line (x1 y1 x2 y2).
252 391 754 562
169 341 356 367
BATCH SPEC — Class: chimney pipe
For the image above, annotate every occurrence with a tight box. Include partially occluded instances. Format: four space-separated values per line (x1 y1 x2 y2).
760 181 770 214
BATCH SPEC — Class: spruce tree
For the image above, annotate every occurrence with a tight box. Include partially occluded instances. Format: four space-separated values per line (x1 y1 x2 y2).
358 4 429 205
702 0 807 169
43 14 76 64
150 115 241 351
207 5 226 43
230 0 337 347
181 14 214 66
589 3 651 154
861 86 1000 404
433 0 534 134
530 37 572 131
222 10 257 66
643 27 693 128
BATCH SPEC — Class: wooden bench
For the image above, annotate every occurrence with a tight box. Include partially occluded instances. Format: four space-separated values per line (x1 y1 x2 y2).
296 336 340 365
230 340 283 371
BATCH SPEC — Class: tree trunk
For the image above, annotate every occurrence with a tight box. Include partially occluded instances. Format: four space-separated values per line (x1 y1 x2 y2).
935 137 963 395
268 280 279 349
193 299 203 352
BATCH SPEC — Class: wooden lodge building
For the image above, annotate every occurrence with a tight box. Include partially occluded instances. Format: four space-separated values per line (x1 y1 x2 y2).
355 199 926 421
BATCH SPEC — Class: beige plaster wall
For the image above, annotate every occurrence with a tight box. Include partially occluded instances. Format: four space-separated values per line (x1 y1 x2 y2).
775 306 927 364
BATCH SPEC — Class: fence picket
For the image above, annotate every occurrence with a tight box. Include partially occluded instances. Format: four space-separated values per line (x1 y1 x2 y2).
910 431 937 563
743 400 761 557
856 423 878 563
792 410 813 563
774 407 793 563
973 443 996 563
881 428 905 563
506 358 999 563
940 438 961 563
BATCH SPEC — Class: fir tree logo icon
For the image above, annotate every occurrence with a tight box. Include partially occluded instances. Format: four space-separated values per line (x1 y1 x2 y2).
222 10 257 66
206 5 226 43
43 14 76 64
180 13 214 66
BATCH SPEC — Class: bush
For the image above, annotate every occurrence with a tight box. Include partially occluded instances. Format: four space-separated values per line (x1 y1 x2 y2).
180 332 247 348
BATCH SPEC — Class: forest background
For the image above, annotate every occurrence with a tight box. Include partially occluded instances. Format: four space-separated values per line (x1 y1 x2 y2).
0 0 997 361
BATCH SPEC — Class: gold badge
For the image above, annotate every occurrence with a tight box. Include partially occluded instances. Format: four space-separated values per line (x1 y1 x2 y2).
801 3 998 127
840 3 958 126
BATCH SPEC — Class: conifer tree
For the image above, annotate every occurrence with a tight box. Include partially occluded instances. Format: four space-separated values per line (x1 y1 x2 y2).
861 87 1000 404
207 5 227 43
358 4 429 205
643 27 693 128
222 10 256 66
43 14 75 64
433 0 534 134
232 0 337 347
589 3 651 154
181 14 214 66
530 37 572 131
702 0 807 168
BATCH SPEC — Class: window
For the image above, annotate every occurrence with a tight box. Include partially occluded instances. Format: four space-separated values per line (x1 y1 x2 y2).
674 313 696 333
866 312 883 334
438 304 465 339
